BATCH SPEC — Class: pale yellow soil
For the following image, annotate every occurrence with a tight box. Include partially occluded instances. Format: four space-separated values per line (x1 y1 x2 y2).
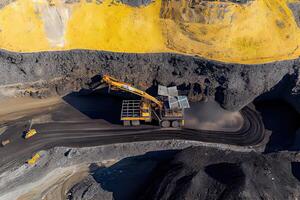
0 97 61 123
0 0 299 64
16 165 90 200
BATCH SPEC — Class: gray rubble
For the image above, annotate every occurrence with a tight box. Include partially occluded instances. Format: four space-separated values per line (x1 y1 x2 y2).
0 139 258 199
67 146 300 200
67 175 112 200
289 2 300 28
119 0 152 7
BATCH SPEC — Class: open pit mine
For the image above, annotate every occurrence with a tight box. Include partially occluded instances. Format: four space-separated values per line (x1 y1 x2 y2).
0 0 300 199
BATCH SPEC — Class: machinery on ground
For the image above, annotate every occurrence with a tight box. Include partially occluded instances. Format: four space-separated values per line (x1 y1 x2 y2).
24 129 37 139
1 139 10 147
27 153 40 165
24 120 37 139
101 75 190 128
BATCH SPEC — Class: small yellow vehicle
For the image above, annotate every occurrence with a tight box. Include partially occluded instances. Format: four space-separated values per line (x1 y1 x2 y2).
27 153 40 165
1 139 10 147
24 129 37 139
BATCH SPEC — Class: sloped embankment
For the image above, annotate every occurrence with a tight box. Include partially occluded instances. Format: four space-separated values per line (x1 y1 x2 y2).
138 147 300 200
0 50 299 112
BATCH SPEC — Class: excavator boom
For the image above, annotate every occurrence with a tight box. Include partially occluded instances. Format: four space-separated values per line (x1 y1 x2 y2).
102 75 163 108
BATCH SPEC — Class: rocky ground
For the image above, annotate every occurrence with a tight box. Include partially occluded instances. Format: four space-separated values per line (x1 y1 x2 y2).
0 49 300 199
64 98 300 200
67 146 300 200
0 2 299 200
0 50 299 113
137 147 300 200
1 140 254 200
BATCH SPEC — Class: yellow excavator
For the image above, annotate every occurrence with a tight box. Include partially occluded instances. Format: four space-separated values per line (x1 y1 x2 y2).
24 120 37 139
101 75 190 128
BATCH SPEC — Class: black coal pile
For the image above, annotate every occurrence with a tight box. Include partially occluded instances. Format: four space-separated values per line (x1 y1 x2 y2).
68 147 300 200
137 147 300 200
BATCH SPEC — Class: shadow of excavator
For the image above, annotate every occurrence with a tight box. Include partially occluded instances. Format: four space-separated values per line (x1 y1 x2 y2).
62 74 157 125
62 74 123 124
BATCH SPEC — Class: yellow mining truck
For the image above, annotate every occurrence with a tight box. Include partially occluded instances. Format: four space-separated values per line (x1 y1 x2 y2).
24 120 37 139
102 75 190 128
24 129 37 139
27 153 40 165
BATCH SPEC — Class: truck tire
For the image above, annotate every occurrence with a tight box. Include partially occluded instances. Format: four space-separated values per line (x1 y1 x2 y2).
161 120 170 128
131 120 140 126
123 120 131 126
171 121 180 128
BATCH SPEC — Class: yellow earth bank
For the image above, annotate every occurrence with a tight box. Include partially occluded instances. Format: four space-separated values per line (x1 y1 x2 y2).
0 0 299 64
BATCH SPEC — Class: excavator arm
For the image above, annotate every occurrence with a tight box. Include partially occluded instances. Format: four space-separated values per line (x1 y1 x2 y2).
102 75 163 108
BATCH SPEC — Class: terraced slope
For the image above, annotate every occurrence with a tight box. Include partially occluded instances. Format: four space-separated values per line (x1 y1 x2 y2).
0 0 299 64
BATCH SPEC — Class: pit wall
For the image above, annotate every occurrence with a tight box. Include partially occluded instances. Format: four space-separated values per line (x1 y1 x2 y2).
0 50 298 111
0 0 300 64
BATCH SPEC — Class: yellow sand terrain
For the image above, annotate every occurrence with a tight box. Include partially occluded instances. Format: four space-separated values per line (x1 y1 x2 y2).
0 0 299 64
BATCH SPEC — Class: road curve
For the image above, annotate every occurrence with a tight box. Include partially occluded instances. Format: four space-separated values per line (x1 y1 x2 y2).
41 106 264 146
0 106 265 172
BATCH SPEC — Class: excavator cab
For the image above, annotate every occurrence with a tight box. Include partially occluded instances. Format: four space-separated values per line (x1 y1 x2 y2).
158 104 186 128
156 86 190 128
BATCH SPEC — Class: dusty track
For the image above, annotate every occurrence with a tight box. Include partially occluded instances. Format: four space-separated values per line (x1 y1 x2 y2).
0 106 264 173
